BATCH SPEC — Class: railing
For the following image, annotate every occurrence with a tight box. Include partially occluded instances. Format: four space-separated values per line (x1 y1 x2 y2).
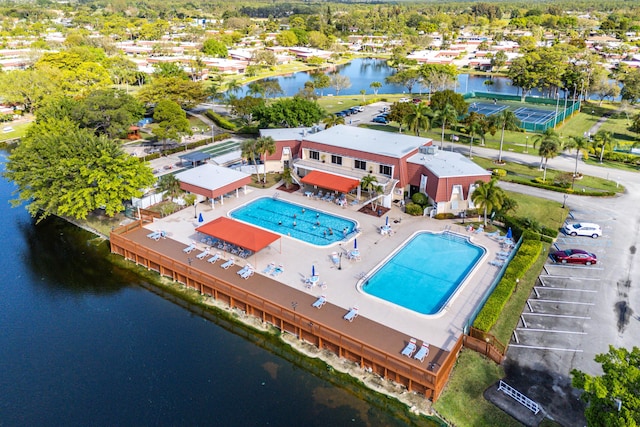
498 380 540 414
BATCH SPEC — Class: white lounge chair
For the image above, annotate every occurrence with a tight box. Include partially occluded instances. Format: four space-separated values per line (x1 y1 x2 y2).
147 231 160 240
489 260 505 267
240 268 254 279
221 258 235 269
330 252 340 266
401 338 417 357
262 263 275 274
237 264 253 276
312 295 326 309
196 249 210 260
343 306 359 322
207 253 221 264
271 265 284 276
414 342 430 362
183 243 196 254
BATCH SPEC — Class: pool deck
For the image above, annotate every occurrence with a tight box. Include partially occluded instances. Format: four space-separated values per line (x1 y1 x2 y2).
140 186 505 352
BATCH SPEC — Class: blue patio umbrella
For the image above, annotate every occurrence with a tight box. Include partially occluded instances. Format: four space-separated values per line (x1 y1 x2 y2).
385 215 389 226
506 227 512 239
354 238 357 249
312 265 316 277
198 212 204 223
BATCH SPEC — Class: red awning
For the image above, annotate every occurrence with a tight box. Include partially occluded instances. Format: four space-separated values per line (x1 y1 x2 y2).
195 217 280 253
300 170 359 193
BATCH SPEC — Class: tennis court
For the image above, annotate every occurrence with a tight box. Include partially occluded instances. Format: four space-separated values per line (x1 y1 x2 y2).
468 102 508 116
513 107 557 125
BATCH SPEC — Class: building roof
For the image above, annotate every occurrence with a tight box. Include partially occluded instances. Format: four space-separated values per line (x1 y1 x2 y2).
175 163 250 191
196 217 280 253
406 148 491 178
300 170 360 193
260 127 318 141
179 152 211 163
304 125 428 158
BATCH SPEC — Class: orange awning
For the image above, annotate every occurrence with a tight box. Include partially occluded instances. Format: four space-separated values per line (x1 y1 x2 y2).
196 217 280 253
300 170 360 193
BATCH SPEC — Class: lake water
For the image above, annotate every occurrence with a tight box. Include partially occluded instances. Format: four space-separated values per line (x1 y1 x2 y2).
238 58 548 98
0 153 432 427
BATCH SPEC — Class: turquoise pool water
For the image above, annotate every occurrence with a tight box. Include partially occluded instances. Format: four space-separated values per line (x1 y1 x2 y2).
230 197 357 246
362 232 485 315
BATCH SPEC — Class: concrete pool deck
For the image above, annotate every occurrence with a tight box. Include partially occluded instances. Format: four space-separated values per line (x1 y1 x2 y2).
143 186 506 351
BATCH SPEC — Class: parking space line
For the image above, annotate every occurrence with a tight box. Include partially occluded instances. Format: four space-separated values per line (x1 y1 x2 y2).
522 313 590 319
539 275 600 281
530 299 595 305
508 344 583 352
544 265 604 271
534 286 597 293
516 328 587 335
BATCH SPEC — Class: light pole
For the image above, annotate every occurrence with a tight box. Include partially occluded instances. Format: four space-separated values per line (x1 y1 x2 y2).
524 136 529 153
194 200 198 218
338 252 343 270
562 194 568 209
211 125 215 143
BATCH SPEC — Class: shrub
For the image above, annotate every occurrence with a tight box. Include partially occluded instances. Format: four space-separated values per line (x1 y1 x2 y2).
411 192 429 207
205 110 237 131
492 168 507 177
405 202 423 216
434 212 456 220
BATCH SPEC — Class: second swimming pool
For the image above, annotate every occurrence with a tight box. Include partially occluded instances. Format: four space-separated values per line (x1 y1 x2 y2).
229 196 357 246
361 232 485 315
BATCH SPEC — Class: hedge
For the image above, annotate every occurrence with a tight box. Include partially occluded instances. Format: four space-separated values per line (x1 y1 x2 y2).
405 202 423 216
205 110 237 131
473 239 543 331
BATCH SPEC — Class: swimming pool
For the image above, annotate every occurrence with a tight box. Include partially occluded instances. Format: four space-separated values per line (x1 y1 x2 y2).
361 232 485 315
229 197 357 246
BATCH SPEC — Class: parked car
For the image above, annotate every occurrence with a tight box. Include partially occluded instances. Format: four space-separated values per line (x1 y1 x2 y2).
372 116 388 124
349 107 360 114
398 97 410 103
335 111 347 117
412 98 422 104
552 249 597 265
355 106 365 112
562 222 602 238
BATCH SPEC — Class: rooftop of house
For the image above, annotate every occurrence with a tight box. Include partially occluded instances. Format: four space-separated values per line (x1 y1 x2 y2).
175 163 250 191
407 147 492 178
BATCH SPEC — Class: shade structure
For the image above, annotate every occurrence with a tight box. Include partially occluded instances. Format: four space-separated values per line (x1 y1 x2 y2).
506 227 512 239
196 217 280 253
198 213 204 223
300 170 359 194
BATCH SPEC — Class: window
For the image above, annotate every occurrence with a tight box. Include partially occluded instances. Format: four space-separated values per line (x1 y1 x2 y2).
379 165 392 176
354 160 367 170
309 150 319 160
331 155 342 165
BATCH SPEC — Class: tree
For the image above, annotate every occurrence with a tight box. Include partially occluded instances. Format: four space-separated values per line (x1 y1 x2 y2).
137 76 207 109
330 75 351 96
385 69 421 94
229 96 264 125
370 81 382 96
4 118 155 221
0 68 62 113
152 100 192 150
471 179 505 226
491 50 507 72
490 110 521 163
201 38 228 57
241 138 260 181
153 62 189 80
592 79 621 106
322 114 345 128
621 68 640 104
276 30 298 47
72 88 145 139
464 112 485 159
387 102 415 132
262 78 284 98
593 130 613 163
433 103 459 148
157 174 182 198
252 98 325 128
404 103 432 136
255 136 276 183
361 174 383 211
430 89 468 116
566 135 590 183
310 73 331 97
571 346 640 427
533 129 561 181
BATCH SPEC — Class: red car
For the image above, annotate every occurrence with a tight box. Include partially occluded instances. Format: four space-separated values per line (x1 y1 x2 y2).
552 249 597 265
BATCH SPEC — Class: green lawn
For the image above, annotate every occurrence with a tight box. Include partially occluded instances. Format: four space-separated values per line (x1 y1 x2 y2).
433 350 521 427
0 121 31 142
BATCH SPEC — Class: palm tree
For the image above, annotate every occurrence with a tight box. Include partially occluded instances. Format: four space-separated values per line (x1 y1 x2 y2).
361 174 383 210
157 174 181 198
255 136 276 184
593 130 613 164
241 138 260 181
471 179 505 226
533 129 561 182
566 135 590 185
322 114 345 129
360 89 366 102
490 110 521 163
404 103 432 136
370 81 382 96
247 81 265 98
226 78 242 98
433 103 458 149
464 112 484 159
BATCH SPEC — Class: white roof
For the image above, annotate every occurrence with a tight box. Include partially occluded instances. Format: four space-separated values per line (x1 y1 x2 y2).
260 127 317 141
175 163 250 191
407 149 491 178
304 125 429 158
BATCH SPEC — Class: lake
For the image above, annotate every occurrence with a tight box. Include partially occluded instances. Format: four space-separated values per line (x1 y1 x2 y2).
0 153 432 427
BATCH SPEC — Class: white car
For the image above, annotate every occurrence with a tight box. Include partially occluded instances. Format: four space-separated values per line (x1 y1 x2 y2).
398 97 410 103
562 222 602 238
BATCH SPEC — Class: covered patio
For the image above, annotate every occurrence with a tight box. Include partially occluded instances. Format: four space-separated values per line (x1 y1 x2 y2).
300 170 361 201
195 217 281 263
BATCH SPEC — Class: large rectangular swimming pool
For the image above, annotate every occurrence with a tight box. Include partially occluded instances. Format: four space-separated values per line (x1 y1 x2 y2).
229 197 357 246
361 232 485 315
